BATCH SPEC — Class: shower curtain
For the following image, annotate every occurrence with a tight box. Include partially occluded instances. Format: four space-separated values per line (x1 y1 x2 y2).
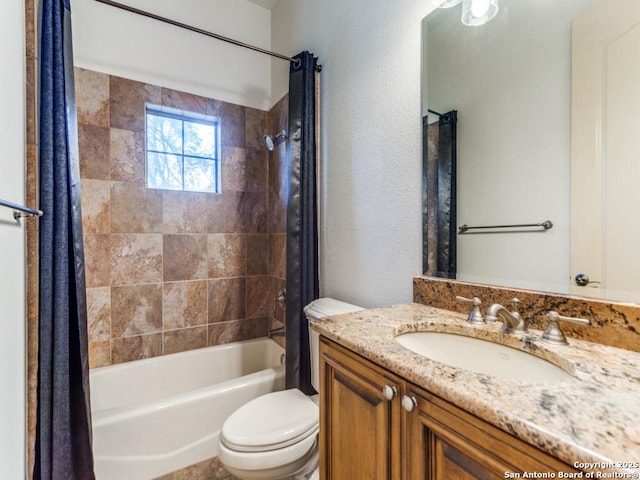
285 51 320 394
423 110 457 279
34 0 94 478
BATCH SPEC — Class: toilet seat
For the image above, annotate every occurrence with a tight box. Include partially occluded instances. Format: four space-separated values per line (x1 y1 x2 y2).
218 427 318 472
221 389 319 452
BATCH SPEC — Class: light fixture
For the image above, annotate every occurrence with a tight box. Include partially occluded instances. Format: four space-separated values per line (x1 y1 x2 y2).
461 0 499 26
438 0 462 8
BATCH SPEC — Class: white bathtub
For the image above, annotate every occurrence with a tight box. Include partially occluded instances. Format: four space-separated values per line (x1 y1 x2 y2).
90 338 286 480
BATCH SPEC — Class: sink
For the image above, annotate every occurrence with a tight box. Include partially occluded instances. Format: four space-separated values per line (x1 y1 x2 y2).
395 332 572 383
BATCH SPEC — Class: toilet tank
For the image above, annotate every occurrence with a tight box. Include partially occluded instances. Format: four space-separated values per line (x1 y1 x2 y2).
304 298 364 393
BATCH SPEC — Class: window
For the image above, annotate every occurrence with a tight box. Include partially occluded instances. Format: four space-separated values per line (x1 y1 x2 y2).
145 105 220 193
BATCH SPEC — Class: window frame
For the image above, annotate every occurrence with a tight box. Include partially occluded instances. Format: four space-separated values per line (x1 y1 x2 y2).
144 103 221 194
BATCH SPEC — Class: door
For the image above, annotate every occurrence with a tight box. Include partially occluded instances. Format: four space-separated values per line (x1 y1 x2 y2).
571 0 640 296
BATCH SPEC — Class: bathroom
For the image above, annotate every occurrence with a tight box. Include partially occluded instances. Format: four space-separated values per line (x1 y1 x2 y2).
2 0 640 478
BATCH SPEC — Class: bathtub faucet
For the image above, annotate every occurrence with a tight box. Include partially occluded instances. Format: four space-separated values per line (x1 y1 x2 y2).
268 326 285 338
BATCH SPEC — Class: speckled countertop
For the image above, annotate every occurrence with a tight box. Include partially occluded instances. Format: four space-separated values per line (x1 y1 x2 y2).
309 303 640 475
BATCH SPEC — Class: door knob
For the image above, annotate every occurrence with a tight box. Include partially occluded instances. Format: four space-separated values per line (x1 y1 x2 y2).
574 274 601 287
382 385 397 401
401 395 418 413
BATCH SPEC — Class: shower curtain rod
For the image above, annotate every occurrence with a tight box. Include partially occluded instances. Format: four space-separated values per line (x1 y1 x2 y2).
94 0 303 68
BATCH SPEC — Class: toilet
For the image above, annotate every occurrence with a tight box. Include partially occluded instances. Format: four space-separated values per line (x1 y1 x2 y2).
217 298 364 480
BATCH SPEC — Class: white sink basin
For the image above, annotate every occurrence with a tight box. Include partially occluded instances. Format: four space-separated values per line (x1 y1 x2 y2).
395 332 572 383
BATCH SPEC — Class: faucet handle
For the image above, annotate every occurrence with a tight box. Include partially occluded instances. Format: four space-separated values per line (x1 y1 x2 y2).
455 296 485 325
540 311 591 345
510 298 528 334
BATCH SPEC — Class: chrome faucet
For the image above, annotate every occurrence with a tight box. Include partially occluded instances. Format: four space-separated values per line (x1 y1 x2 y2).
268 326 285 338
485 298 528 334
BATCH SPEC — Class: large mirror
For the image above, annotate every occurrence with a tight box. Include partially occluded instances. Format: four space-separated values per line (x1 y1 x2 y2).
422 0 640 304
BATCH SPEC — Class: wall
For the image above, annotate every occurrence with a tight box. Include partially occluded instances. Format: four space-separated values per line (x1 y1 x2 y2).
271 0 442 308
0 0 26 477
76 67 287 366
71 0 273 111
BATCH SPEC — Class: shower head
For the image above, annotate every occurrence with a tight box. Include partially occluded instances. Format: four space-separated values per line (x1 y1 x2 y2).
263 130 286 151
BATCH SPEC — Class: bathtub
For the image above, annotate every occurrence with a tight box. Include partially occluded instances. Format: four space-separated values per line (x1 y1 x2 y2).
90 338 286 480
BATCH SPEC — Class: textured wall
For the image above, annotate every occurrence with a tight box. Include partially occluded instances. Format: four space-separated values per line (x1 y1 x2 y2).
75 68 286 367
71 0 273 110
271 0 441 308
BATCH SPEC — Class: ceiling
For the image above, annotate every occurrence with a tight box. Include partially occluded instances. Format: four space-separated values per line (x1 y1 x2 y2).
246 0 278 10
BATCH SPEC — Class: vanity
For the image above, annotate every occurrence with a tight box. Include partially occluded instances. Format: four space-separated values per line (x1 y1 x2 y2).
311 300 640 479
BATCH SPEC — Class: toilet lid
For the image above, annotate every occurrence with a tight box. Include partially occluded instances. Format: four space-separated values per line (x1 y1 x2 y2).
221 389 319 452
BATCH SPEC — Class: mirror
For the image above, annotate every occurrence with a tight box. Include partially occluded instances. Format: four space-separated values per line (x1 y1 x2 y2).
422 0 640 304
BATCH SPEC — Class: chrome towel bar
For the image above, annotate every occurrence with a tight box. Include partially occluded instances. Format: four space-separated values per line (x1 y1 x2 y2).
0 198 43 219
458 220 552 234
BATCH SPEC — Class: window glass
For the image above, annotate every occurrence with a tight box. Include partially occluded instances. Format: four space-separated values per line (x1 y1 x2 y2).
145 106 220 194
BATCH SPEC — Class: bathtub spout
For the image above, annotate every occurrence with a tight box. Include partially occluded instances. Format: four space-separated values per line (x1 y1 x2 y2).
268 326 285 338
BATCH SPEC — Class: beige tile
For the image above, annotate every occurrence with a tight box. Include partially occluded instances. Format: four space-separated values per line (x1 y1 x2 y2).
207 192 246 233
221 147 247 192
111 284 163 337
155 455 234 480
270 277 286 324
244 192 268 233
86 287 111 342
161 88 207 115
245 107 268 151
246 276 270 319
84 234 111 288
80 179 110 234
163 235 209 281
247 234 269 276
110 128 145 185
163 191 210 234
245 317 270 340
208 278 245 323
110 75 161 132
207 234 246 278
89 341 111 369
26 56 36 146
111 234 163 285
268 188 287 234
75 68 110 127
246 149 268 193
163 281 208 330
269 234 286 279
111 333 162 364
163 326 208 355
208 320 245 346
78 124 110 180
207 100 246 148
110 182 163 233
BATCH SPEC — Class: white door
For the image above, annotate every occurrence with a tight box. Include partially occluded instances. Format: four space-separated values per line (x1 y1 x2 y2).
571 0 640 297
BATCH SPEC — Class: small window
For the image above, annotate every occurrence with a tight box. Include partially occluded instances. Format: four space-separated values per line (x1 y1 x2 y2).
145 105 220 193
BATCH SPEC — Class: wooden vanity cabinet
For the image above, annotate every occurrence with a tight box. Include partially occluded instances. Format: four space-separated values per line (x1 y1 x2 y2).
319 336 403 479
319 336 576 480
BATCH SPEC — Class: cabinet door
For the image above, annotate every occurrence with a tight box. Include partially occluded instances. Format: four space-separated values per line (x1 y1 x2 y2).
405 386 576 479
319 337 403 480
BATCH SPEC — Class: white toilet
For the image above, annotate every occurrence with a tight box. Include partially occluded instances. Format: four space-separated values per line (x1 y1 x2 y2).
217 298 364 480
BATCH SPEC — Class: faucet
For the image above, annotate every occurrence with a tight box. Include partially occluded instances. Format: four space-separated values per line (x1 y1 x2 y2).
485 298 528 334
268 326 285 338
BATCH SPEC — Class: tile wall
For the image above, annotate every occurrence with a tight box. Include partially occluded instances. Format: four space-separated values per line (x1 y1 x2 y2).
75 68 289 367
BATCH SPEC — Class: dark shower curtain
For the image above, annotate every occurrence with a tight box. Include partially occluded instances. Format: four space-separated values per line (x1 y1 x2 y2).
34 0 95 478
423 110 457 279
285 51 320 394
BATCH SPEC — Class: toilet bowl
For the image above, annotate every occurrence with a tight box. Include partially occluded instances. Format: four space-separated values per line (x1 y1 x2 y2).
217 298 364 480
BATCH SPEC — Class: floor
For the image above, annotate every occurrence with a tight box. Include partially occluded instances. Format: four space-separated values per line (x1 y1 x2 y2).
154 456 238 480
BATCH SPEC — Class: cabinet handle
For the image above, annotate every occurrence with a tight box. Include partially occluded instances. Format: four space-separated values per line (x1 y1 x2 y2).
401 395 418 413
382 384 397 401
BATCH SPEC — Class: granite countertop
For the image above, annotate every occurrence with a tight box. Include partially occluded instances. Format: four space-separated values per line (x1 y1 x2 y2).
309 303 640 475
